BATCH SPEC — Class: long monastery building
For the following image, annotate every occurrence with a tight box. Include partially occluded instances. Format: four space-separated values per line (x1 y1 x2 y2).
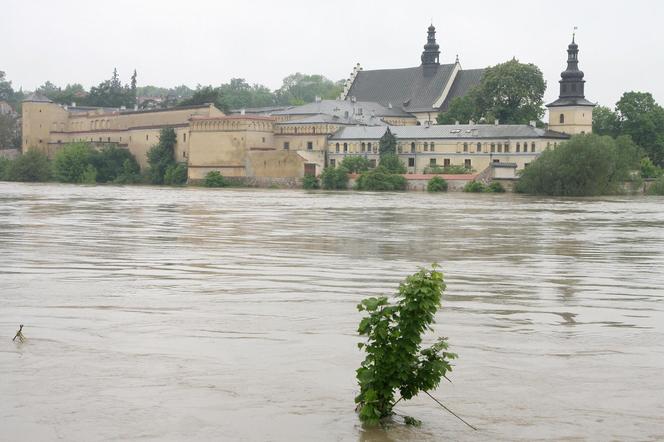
21 25 595 182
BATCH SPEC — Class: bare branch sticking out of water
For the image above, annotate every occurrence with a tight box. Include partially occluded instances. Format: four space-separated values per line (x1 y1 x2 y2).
13 324 25 343
424 391 477 431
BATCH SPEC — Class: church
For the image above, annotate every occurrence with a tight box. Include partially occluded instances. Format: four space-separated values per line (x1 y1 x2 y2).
21 25 595 184
339 25 485 126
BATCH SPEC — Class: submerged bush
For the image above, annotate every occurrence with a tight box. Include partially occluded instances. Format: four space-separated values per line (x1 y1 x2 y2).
487 181 505 193
356 167 407 191
53 142 93 183
427 176 448 192
5 150 52 182
203 170 227 187
515 134 640 196
320 166 349 190
163 163 188 185
379 154 406 174
648 176 664 195
355 265 456 425
302 174 320 189
463 181 486 193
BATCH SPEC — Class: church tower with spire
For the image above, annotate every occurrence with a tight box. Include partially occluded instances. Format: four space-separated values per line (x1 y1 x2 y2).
546 34 595 134
421 24 441 76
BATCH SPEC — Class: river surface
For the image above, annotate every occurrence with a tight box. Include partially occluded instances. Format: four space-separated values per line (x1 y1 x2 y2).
1 182 663 441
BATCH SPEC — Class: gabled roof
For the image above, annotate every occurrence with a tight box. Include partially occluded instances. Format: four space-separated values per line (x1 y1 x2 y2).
439 69 484 112
345 64 457 113
22 91 53 103
329 124 571 140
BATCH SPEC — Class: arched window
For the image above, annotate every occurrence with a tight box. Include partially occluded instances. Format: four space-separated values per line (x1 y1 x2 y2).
476 142 482 152
497 143 503 153
559 113 565 124
424 142 428 151
343 143 348 153
463 142 468 152
367 142 372 152
531 142 536 152
411 142 416 153
335 143 340 153
430 142 435 152
516 142 520 152
491 143 496 152
361 142 366 152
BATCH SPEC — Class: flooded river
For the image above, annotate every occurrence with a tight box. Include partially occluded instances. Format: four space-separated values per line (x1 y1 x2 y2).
1 182 663 441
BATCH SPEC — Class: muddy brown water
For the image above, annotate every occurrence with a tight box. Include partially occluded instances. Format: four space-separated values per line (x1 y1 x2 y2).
1 182 663 441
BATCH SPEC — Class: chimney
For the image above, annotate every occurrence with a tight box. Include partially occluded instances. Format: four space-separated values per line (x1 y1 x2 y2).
494 119 499 126
71 102 76 107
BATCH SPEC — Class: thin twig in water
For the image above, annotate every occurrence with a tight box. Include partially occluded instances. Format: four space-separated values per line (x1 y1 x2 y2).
391 397 403 407
12 325 24 343
424 391 477 431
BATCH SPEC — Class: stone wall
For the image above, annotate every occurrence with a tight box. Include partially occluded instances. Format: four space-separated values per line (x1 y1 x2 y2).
0 148 20 159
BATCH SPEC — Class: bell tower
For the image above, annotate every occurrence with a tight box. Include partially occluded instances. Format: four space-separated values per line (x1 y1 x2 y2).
546 34 595 134
421 24 441 76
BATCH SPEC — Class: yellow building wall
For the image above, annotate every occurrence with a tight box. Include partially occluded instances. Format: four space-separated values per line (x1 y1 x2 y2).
22 102 68 154
548 105 594 135
246 150 308 178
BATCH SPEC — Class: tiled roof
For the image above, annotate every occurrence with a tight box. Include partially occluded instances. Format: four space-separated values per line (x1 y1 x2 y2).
345 64 456 113
330 124 571 140
276 113 385 126
272 99 411 118
439 69 484 112
546 97 596 107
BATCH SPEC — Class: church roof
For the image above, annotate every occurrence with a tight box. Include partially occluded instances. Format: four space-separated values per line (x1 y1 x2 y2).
345 64 457 113
439 69 485 112
330 124 570 140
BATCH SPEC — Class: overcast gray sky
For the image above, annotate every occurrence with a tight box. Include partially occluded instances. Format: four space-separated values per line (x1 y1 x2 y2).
2 0 663 108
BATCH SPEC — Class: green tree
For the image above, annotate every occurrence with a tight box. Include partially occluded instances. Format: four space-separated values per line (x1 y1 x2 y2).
515 134 640 196
5 150 51 182
146 128 177 184
89 145 140 183
355 265 456 424
163 163 188 185
355 168 407 191
437 59 545 125
640 157 663 179
203 170 227 187
275 73 343 105
378 128 397 157
340 156 371 173
436 95 476 124
320 166 349 190
0 113 20 148
592 105 620 137
378 154 406 174
81 164 98 184
114 159 142 184
0 71 14 102
427 176 448 192
647 176 664 195
53 142 94 183
87 68 137 108
615 92 664 166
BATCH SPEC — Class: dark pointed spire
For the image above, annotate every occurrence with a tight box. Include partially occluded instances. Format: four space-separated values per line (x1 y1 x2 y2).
421 24 440 66
547 34 595 108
